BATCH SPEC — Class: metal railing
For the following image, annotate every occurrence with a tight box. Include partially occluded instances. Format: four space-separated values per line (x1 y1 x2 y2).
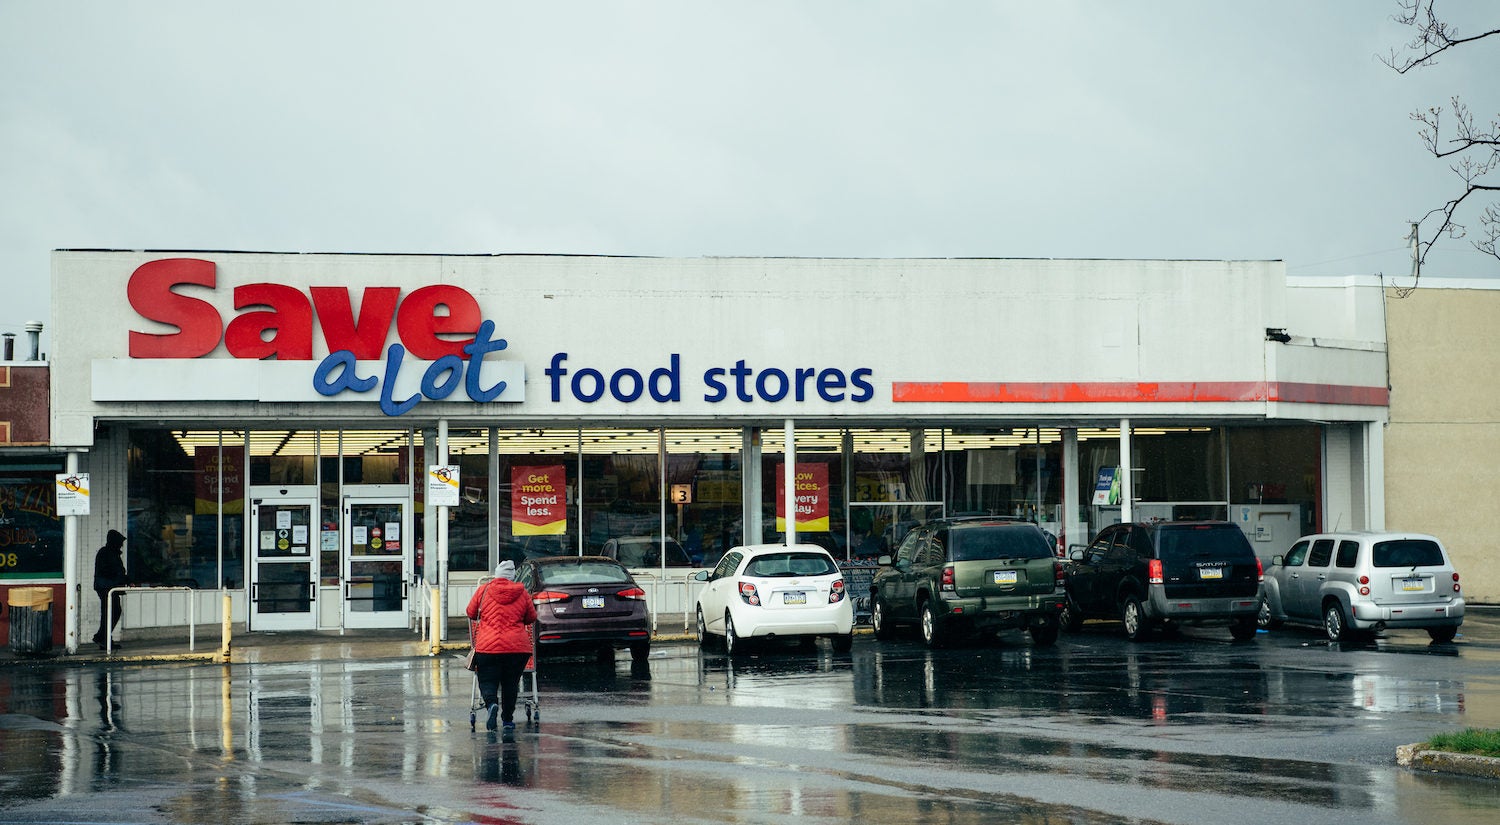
105 586 200 656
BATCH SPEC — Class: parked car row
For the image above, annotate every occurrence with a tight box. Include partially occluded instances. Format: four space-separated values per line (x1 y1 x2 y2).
509 521 1466 664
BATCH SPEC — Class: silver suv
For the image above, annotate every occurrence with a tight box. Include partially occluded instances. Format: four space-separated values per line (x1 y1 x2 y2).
1259 531 1465 643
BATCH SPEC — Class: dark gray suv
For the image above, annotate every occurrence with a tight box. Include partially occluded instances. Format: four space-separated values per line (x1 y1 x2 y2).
869 518 1066 647
1064 520 1263 641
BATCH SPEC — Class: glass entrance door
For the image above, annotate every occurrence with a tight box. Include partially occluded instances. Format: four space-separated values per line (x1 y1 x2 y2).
343 495 410 629
249 491 318 631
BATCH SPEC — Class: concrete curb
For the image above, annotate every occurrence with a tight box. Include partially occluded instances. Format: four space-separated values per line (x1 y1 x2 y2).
1397 743 1500 779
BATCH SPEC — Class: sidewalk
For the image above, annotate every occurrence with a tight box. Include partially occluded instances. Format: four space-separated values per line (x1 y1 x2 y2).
0 621 702 667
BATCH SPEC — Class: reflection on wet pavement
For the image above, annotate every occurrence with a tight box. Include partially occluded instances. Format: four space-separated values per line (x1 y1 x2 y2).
2 619 1500 824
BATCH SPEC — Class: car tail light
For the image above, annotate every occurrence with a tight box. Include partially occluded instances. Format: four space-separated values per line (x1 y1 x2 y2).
829 579 846 604
1454 572 1462 592
1054 561 1066 583
616 587 646 601
739 581 761 606
1358 575 1369 585
1256 557 1264 583
1147 559 1163 585
940 565 955 592
1359 586 1371 596
532 590 571 604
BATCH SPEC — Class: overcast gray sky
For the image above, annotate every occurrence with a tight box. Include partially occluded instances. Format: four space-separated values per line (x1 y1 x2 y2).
3 1 1498 353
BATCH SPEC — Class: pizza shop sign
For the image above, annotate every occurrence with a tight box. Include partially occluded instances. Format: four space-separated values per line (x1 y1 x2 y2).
124 258 874 416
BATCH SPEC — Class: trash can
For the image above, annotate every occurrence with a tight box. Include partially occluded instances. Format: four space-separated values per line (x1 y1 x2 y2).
7 587 54 655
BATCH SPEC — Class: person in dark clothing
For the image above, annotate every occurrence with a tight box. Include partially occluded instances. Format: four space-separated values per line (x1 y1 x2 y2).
92 529 129 649
465 560 536 741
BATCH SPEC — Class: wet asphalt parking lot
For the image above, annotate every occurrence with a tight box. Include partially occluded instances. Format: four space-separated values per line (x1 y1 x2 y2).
3 612 1500 825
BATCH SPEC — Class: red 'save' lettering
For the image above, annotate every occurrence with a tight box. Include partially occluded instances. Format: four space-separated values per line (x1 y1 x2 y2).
126 259 481 360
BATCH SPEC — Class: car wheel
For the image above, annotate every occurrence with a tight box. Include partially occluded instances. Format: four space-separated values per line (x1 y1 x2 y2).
1121 595 1152 642
630 641 650 662
872 598 895 640
1060 596 1084 632
1230 615 1258 641
919 599 944 648
831 633 854 654
1427 626 1458 643
696 607 715 650
1030 622 1059 647
1256 597 1282 630
1323 601 1350 643
725 612 743 657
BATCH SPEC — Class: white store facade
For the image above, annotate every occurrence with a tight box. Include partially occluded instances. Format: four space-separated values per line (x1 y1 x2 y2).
48 251 1390 651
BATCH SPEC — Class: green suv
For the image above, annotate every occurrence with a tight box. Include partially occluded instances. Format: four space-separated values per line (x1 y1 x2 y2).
869 517 1067 647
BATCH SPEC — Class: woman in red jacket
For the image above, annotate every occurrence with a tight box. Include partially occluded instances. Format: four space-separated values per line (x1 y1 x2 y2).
466 560 536 739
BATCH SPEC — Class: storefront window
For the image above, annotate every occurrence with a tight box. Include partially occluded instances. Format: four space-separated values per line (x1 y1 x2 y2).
128 430 198 586
1227 425 1321 537
580 429 659 556
0 458 65 579
496 428 581 562
665 428 742 568
447 429 490 573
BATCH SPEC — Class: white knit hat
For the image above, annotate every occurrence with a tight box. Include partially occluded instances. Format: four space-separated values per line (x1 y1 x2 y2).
494 560 516 580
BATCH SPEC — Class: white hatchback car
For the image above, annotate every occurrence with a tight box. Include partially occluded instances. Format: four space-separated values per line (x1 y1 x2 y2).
693 543 855 655
1260 531 1464 643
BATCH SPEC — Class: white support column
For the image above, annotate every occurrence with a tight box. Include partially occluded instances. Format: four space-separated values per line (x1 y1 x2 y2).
437 420 450 642
1367 420 1386 531
742 428 761 547
784 419 796 547
1062 429 1081 553
63 451 80 654
1120 419 1134 523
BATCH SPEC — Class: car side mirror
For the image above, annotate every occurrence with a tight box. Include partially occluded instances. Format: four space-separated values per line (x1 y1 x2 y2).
877 554 893 566
1068 548 1084 562
1271 555 1284 567
691 570 711 582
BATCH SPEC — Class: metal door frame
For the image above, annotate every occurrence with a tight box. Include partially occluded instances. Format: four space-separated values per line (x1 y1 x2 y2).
341 484 412 629
248 486 320 631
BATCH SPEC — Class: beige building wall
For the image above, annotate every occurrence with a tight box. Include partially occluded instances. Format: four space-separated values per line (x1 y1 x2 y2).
1384 283 1500 604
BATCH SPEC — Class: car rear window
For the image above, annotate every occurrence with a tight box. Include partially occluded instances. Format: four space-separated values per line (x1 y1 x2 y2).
744 552 837 577
950 526 1052 561
1372 539 1446 568
538 562 633 585
614 539 693 568
1154 525 1255 562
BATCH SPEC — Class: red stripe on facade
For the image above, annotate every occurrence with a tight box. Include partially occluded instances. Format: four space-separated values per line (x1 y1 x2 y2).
891 381 1388 406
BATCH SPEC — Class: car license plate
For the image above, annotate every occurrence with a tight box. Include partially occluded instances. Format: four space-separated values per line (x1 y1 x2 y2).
582 596 605 608
993 570 1018 585
1200 567 1224 580
1401 577 1425 592
783 591 807 605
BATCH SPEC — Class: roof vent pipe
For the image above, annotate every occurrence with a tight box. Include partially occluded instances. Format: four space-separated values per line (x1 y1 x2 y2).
2 333 13 361
24 321 42 361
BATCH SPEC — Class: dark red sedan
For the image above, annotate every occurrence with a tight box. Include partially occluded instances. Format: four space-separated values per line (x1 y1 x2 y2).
515 556 652 663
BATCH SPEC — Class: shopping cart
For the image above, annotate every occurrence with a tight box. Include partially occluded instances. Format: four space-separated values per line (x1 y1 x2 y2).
467 634 540 730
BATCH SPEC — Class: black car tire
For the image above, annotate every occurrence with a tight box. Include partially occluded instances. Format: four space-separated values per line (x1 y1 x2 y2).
1122 595 1152 642
1323 601 1350 643
696 607 715 650
919 599 944 648
1230 615 1258 641
1030 622 1059 647
831 632 854 653
1060 596 1084 632
1428 626 1458 643
725 612 744 657
1257 597 1282 630
872 598 895 640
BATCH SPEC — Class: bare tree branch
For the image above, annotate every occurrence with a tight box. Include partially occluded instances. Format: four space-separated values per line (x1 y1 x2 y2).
1385 0 1500 287
1381 0 1500 73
